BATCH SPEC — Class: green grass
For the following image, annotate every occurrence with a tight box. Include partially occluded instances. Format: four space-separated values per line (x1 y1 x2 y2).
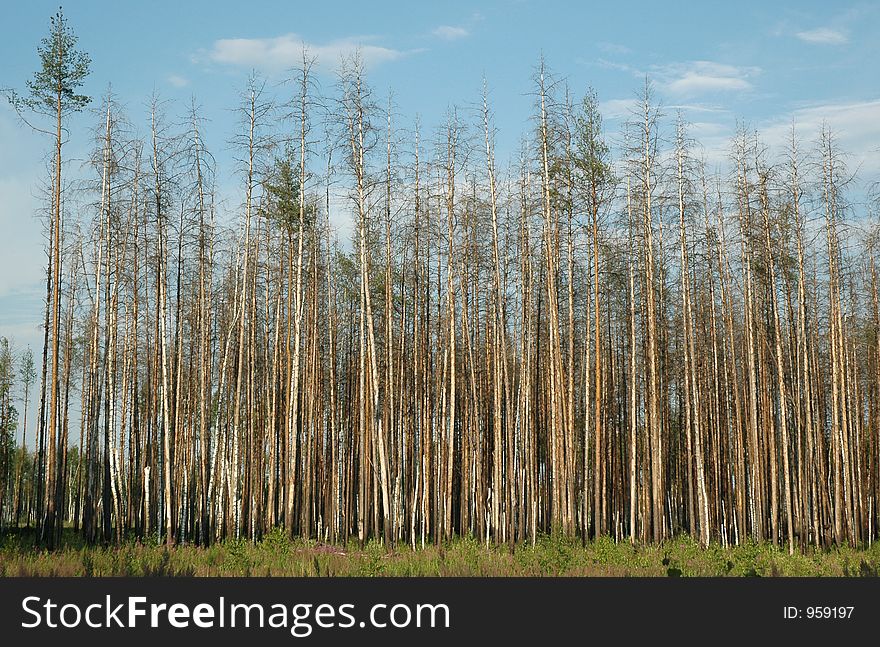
1 528 879 576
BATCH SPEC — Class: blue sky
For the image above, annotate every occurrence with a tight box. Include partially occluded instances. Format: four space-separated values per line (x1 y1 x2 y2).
1 0 879 426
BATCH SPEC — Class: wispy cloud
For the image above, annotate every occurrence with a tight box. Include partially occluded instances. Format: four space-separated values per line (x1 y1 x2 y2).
167 74 189 88
200 33 413 72
594 57 642 75
432 25 469 41
597 42 631 56
593 58 757 98
683 99 880 175
660 61 758 97
666 103 729 115
795 28 849 45
759 99 880 175
599 98 638 120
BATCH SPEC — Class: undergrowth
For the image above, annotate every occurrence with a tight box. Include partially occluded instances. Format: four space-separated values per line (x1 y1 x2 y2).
1 528 878 577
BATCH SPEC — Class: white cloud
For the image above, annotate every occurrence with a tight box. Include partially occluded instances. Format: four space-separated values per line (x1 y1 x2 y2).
599 98 638 120
167 74 190 88
202 33 411 73
432 25 469 41
661 61 758 97
593 59 757 99
689 121 729 138
759 99 880 176
795 28 849 45
595 57 642 76
668 75 749 95
679 99 880 176
666 103 729 115
597 42 632 55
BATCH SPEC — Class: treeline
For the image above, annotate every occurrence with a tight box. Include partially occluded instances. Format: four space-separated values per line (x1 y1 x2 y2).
4 12 880 553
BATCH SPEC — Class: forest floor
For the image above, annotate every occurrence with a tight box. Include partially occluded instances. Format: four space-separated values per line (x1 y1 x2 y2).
1 528 879 576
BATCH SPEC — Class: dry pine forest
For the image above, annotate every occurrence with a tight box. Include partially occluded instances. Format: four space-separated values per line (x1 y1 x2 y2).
2 11 880 556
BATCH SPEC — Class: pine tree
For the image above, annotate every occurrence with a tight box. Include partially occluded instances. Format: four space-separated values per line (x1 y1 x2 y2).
6 8 90 548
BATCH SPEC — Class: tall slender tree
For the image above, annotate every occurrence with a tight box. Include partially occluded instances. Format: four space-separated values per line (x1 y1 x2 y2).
6 8 90 548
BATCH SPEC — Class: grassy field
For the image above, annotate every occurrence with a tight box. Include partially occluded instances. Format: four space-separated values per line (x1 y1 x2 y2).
1 529 879 577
